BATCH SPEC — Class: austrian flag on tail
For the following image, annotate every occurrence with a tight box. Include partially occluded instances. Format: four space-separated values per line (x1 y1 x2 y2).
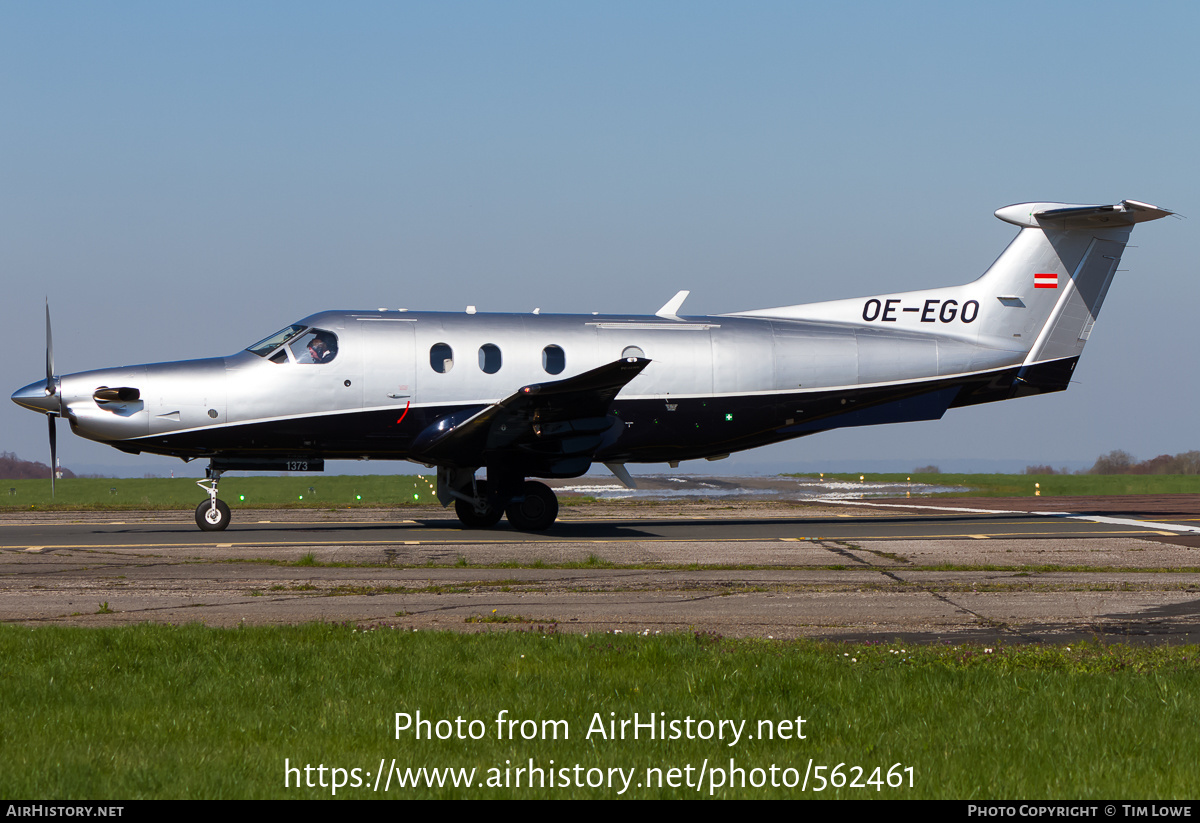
1034 272 1059 289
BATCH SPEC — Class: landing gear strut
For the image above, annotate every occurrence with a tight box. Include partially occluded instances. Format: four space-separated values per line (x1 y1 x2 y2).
195 466 231 531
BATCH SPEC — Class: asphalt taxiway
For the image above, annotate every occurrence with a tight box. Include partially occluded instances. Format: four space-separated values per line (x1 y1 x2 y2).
3 497 1199 643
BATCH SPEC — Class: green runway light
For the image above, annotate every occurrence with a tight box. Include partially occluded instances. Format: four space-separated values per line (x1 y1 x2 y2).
356 494 362 501
725 413 733 421
239 495 245 501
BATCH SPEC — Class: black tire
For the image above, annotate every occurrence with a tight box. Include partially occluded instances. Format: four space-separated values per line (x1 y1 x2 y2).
505 480 559 531
195 499 231 531
455 480 503 529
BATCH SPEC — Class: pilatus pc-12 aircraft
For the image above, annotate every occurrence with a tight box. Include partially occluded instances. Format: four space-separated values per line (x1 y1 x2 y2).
13 199 1172 532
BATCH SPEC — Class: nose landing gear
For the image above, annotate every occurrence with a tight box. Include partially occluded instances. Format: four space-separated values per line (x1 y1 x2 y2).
195 466 231 531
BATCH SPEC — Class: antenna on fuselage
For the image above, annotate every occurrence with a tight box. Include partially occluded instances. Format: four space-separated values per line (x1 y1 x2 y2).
656 290 690 321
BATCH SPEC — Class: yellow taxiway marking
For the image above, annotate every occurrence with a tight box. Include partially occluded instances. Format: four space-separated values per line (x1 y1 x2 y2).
968 535 990 540
23 546 43 553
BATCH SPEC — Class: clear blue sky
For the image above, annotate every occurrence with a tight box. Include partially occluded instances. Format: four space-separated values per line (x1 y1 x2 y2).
2 2 1196 476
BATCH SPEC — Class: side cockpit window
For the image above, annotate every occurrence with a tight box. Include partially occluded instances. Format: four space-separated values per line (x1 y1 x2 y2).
247 324 338 364
289 329 339 364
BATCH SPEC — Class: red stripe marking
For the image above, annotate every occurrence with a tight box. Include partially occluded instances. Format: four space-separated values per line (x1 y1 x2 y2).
396 400 411 425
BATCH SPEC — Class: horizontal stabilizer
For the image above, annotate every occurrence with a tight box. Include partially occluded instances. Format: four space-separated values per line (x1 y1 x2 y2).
995 199 1173 229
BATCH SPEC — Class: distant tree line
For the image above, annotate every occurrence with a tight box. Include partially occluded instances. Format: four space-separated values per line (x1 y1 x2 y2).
1086 450 1200 475
1024 450 1200 476
1023 465 1072 475
0 452 76 480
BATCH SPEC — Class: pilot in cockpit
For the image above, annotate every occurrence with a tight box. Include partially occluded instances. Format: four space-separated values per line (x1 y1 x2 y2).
307 332 338 364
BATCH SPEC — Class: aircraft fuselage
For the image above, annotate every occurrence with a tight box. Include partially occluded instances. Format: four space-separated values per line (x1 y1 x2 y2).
49 308 1056 470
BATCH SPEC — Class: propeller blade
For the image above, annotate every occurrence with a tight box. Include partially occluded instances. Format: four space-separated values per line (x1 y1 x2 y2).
45 300 59 498
48 414 57 499
45 298 55 387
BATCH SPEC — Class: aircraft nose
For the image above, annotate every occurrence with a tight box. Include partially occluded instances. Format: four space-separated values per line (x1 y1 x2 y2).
11 379 60 414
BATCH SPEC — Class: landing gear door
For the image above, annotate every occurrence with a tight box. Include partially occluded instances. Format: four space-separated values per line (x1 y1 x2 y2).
359 319 417 411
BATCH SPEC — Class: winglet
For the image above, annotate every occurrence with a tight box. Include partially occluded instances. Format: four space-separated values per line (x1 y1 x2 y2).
655 290 690 321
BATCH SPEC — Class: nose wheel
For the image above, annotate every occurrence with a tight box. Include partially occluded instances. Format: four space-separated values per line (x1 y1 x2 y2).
195 467 231 531
195 498 231 531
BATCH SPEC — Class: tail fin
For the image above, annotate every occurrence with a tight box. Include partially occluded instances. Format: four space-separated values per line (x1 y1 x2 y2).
731 199 1172 364
992 200 1171 365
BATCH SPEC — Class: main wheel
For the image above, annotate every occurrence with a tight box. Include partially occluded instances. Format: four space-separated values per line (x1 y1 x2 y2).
195 499 231 531
505 481 559 531
454 480 503 529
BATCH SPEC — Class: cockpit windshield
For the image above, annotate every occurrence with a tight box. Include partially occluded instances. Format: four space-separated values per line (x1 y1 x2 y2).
246 325 306 357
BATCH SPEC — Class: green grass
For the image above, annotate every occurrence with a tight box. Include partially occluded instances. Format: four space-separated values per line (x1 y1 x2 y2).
2 624 1198 799
796 472 1200 497
0 474 438 510
463 611 555 624
6 472 1199 511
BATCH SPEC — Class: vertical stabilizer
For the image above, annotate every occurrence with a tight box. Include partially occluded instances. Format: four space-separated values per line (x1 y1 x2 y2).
729 200 1172 365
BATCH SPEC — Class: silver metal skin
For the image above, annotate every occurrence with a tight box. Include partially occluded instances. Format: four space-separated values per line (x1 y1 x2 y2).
11 200 1173 531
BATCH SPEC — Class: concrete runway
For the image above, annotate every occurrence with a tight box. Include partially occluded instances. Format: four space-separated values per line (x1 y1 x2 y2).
3 498 1200 643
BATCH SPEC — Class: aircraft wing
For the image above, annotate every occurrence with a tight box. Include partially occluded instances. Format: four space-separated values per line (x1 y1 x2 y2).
410 357 650 474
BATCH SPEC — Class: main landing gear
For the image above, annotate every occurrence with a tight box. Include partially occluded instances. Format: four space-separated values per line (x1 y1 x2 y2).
504 480 559 531
195 466 231 531
453 479 504 529
442 468 560 532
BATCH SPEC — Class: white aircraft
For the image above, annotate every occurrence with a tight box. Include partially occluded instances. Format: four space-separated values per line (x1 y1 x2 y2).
12 199 1172 531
